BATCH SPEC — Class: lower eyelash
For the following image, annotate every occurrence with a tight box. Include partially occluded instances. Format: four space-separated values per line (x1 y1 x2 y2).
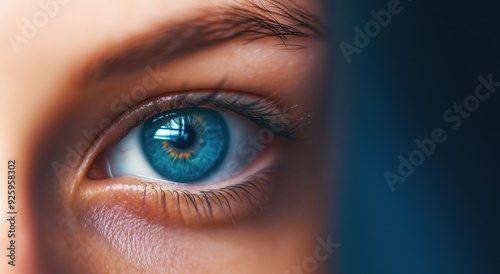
137 168 277 226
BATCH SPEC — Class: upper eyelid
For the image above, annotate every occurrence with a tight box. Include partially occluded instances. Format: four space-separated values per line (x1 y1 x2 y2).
119 90 304 142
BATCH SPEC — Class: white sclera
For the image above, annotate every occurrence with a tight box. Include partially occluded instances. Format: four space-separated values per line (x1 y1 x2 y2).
105 110 262 186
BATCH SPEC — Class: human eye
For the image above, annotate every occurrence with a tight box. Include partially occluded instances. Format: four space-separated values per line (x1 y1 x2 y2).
83 90 304 226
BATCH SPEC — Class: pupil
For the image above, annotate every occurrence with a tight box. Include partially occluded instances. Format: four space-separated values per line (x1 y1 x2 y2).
170 122 196 149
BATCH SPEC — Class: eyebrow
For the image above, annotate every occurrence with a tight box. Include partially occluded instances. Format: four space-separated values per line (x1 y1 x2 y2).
85 0 323 82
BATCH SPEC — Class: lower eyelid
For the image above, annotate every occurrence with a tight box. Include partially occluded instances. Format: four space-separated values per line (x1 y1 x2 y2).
80 143 287 226
78 169 277 227
78 137 291 230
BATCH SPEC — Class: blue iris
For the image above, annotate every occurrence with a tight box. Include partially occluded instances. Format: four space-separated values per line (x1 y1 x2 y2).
141 108 229 183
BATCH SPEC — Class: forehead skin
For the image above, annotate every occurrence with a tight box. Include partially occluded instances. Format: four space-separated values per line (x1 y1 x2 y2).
0 0 329 273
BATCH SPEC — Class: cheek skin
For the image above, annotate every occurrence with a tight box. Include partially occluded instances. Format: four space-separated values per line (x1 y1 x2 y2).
76 179 325 273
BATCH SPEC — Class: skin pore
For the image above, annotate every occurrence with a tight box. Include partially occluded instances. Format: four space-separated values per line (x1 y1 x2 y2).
1 0 331 273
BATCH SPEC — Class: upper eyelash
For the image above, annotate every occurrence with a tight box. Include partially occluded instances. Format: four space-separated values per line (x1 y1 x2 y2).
118 90 306 142
207 93 304 138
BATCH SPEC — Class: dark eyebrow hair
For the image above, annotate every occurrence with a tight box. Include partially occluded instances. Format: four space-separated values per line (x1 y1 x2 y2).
85 0 323 82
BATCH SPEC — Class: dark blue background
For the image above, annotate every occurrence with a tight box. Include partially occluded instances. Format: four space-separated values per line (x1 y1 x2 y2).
327 1 500 273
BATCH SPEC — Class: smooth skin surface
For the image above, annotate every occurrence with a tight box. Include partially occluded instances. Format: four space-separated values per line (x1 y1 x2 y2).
0 0 333 273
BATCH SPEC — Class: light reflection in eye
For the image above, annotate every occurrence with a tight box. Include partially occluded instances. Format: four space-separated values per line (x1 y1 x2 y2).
153 116 190 141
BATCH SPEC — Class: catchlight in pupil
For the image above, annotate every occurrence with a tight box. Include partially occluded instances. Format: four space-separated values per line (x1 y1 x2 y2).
141 108 229 183
153 116 197 149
